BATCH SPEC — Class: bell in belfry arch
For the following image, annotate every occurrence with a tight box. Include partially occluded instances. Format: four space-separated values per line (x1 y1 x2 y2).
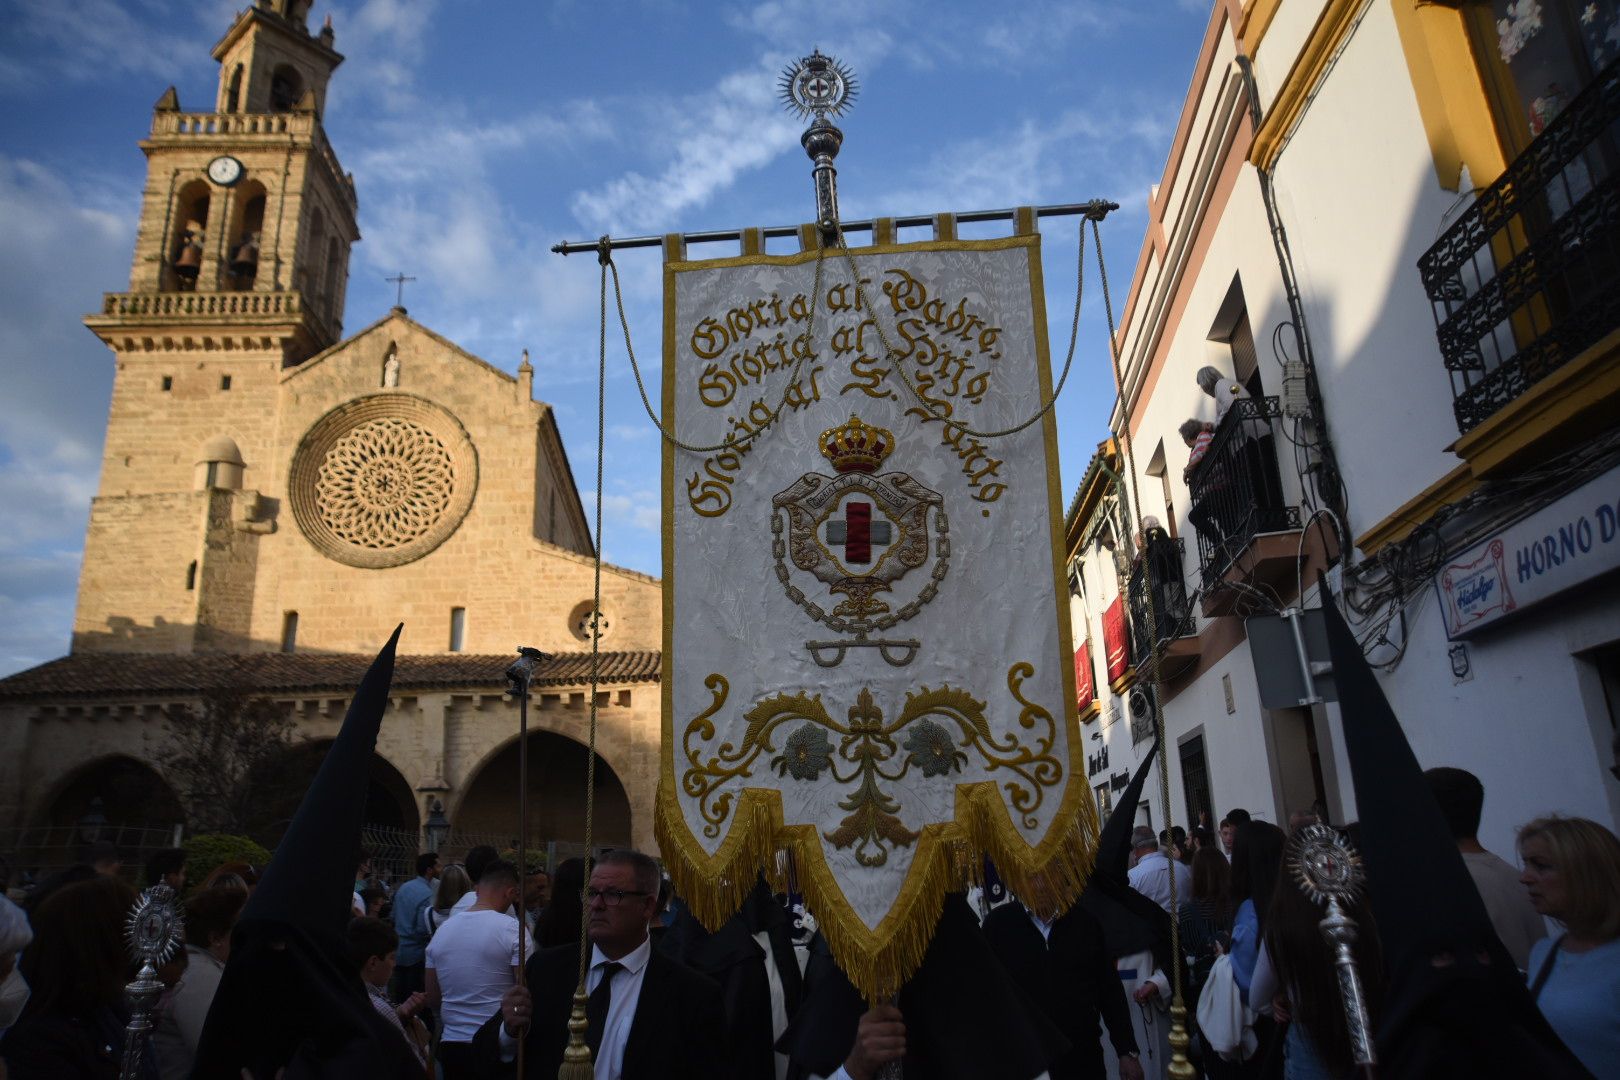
230 231 260 277
173 229 204 278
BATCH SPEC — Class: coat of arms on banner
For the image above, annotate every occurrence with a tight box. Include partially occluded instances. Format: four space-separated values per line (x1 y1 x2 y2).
657 221 1098 1004
773 415 947 667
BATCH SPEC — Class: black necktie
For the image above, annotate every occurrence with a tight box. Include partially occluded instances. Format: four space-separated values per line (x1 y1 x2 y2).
585 961 624 1060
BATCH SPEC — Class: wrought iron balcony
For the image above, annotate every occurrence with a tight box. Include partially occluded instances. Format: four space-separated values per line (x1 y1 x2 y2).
1127 532 1193 665
1418 57 1620 435
1185 395 1300 586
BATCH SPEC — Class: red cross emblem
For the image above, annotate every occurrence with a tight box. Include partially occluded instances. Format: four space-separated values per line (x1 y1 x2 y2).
825 501 892 565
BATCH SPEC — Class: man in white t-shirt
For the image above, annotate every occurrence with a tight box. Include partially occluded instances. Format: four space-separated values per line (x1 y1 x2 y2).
425 859 532 1079
447 844 501 919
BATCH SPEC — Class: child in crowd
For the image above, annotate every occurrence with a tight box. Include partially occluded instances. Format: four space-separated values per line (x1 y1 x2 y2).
347 916 432 1073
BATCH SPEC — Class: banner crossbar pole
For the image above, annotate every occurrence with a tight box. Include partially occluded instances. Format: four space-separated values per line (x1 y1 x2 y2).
549 199 1119 256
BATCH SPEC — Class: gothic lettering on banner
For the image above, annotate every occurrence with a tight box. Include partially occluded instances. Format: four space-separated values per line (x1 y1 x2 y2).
656 219 1099 1003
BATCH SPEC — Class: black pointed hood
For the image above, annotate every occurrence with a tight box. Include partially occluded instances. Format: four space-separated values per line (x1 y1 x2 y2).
1078 740 1173 975
193 626 420 1078
1319 596 1587 1077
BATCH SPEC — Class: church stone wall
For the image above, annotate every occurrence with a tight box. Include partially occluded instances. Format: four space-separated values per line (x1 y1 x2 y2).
75 492 209 653
97 352 284 499
0 682 662 855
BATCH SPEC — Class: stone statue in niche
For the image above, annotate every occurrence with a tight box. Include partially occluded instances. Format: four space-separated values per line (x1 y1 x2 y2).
383 349 400 388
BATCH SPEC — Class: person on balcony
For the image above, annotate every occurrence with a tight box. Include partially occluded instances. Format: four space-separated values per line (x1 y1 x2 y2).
1130 517 1186 647
1195 367 1286 546
1179 419 1222 544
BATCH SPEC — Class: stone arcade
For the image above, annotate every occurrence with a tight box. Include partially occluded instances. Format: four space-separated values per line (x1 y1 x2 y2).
0 0 663 862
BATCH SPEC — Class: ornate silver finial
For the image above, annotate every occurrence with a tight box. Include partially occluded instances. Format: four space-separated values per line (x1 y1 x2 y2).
780 50 857 241
779 49 858 121
1287 824 1376 1069
121 884 185 1080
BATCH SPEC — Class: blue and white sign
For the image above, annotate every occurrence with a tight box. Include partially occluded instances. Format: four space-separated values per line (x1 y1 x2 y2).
1436 467 1620 639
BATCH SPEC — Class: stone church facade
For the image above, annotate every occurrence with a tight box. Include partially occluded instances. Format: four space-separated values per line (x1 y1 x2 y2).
0 0 662 861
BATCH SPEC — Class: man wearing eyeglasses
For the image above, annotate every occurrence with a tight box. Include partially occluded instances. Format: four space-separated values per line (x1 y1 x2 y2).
477 849 725 1079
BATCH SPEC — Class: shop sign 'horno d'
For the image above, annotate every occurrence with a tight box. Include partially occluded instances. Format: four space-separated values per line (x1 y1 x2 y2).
1436 466 1620 640
655 216 1098 1003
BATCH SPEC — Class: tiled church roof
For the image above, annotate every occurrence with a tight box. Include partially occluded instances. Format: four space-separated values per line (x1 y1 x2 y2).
0 650 661 701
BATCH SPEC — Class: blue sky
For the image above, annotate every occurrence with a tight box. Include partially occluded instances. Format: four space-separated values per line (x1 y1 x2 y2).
0 0 1210 675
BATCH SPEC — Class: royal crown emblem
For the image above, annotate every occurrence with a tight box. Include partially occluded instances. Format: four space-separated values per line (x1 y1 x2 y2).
818 415 892 474
772 415 947 667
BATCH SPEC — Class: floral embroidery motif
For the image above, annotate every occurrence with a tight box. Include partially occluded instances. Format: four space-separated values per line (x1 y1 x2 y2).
903 719 966 777
777 724 834 780
681 663 1064 864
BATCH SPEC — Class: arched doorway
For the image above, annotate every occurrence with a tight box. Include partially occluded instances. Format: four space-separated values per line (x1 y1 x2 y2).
454 731 632 852
246 741 420 848
41 755 185 830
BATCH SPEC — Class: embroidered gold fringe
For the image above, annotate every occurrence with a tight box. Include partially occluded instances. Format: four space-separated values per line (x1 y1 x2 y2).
656 774 1100 1005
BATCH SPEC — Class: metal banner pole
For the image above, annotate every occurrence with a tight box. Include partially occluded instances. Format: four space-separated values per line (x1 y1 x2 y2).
505 646 549 1080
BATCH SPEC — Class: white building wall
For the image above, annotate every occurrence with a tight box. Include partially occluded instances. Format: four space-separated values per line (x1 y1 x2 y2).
1085 0 1620 859
1267 0 1465 532
1363 569 1620 857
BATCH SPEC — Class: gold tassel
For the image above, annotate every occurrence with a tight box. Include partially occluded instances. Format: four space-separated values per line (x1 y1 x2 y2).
659 775 1104 1005
556 986 594 1080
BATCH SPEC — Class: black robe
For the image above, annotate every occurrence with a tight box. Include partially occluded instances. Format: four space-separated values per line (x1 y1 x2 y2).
776 893 1068 1080
658 880 803 1080
981 903 1139 1080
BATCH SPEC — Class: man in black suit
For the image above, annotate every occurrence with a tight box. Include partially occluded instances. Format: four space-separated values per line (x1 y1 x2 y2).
982 898 1143 1080
477 849 724 1079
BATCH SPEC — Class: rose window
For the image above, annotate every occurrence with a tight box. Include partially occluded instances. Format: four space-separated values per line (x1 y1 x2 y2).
291 394 478 568
317 418 454 549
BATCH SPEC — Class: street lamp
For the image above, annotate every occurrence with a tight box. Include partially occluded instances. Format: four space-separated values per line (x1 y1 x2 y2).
424 799 450 854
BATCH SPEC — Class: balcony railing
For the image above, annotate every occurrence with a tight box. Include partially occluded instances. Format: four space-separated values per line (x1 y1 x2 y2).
1186 395 1300 585
1127 532 1193 665
1418 57 1620 434
100 290 307 319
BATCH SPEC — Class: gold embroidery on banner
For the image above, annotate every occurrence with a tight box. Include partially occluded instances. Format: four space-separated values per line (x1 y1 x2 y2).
680 663 1065 853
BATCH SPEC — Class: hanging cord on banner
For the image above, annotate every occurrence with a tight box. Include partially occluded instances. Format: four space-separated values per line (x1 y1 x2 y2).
1090 216 1195 1080
605 240 829 454
557 240 616 1080
827 210 1092 441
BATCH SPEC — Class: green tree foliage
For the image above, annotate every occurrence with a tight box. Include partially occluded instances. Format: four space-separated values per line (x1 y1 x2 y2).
183 832 271 894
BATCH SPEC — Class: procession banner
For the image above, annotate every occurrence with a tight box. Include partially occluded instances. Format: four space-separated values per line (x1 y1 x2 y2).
656 215 1097 1002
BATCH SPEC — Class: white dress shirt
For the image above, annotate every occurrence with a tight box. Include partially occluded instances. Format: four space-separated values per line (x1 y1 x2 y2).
500 935 653 1080
1127 850 1193 914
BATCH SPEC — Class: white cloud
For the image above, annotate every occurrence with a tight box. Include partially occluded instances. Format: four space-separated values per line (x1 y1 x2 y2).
323 0 440 112
0 0 215 87
582 489 660 535
570 62 803 234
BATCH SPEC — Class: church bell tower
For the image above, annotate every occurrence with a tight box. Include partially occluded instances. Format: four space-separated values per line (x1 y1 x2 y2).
74 1 361 654
84 0 359 365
